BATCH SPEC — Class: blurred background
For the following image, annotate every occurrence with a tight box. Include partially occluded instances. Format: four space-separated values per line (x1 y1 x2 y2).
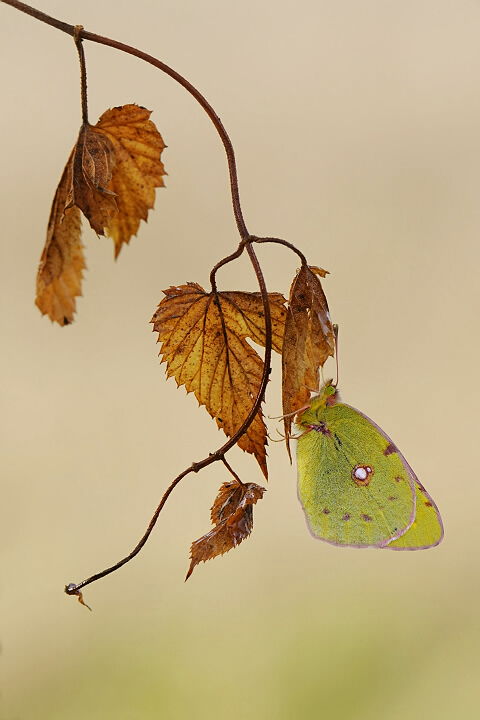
1 0 479 717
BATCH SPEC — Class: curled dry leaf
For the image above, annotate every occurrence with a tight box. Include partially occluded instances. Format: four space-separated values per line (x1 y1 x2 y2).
151 283 287 478
35 156 85 326
186 480 265 579
36 104 165 324
282 264 334 456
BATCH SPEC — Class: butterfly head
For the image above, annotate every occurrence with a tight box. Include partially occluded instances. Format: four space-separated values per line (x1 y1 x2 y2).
320 379 340 407
296 380 340 428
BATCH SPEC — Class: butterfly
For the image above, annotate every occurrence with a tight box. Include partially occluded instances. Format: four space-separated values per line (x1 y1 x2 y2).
295 380 443 549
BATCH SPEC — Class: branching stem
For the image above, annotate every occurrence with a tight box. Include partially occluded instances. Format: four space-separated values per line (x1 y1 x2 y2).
3 0 282 599
251 236 308 266
1 0 249 240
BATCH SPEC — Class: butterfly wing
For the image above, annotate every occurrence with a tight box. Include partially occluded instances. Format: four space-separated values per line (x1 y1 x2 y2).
349 405 444 550
296 403 416 548
387 480 443 549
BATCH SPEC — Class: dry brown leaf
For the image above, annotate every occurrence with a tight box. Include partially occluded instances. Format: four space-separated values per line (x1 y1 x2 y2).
151 283 287 477
282 265 334 455
186 480 265 579
35 156 85 325
96 104 166 257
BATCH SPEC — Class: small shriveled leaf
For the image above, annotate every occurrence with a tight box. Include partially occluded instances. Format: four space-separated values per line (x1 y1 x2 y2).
35 156 85 325
186 481 265 579
282 265 334 455
96 104 166 257
151 283 286 477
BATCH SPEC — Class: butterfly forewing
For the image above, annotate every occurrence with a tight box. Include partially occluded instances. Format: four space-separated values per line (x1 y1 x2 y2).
297 401 416 547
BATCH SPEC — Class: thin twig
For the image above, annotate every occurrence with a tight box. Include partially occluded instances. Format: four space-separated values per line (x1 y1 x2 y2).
65 243 272 595
1 0 249 241
221 457 246 487
251 236 308 266
209 240 246 290
1 0 275 596
73 25 88 125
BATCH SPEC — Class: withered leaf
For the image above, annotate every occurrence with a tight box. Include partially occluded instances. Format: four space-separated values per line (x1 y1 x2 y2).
35 155 85 325
96 104 166 257
151 283 287 477
282 264 334 455
186 480 265 579
36 104 165 325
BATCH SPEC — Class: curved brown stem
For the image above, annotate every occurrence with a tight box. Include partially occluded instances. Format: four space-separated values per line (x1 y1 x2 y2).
209 240 246 291
1 0 249 241
65 244 272 596
1 0 73 33
251 236 308 266
64 242 272 597
221 457 246 487
1 0 275 596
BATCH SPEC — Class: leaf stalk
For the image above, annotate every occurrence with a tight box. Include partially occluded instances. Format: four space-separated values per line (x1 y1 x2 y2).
73 25 88 125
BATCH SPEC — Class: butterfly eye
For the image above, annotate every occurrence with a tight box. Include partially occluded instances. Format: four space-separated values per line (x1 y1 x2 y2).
325 385 335 397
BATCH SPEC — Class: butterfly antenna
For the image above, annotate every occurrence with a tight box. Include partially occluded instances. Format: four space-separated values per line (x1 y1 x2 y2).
269 428 302 442
268 407 303 420
268 402 312 421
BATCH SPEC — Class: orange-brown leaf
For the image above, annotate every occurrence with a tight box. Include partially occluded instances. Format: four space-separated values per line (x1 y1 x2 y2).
186 481 265 579
151 284 287 478
35 155 85 325
282 265 334 454
96 104 166 257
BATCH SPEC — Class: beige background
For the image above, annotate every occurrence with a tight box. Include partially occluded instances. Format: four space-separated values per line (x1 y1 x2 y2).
1 0 480 718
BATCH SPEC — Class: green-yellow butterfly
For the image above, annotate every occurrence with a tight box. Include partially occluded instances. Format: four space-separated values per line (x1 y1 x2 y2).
296 381 443 549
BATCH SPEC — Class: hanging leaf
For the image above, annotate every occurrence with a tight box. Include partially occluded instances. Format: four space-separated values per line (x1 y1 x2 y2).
186 480 265 579
95 104 166 257
151 283 287 478
35 157 85 326
282 264 334 456
36 104 165 324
